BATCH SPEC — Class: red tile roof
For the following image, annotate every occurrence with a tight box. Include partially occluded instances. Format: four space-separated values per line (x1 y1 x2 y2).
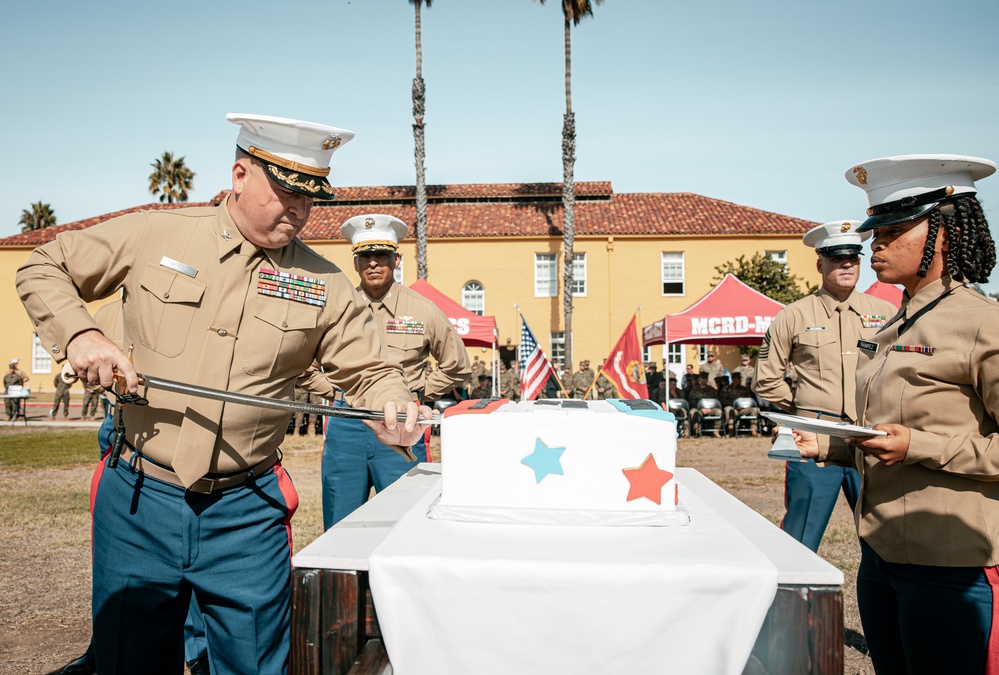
1 181 815 247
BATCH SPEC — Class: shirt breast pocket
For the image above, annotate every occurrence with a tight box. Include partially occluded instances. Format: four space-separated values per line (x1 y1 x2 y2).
135 264 206 357
795 330 837 371
385 330 425 367
240 296 319 378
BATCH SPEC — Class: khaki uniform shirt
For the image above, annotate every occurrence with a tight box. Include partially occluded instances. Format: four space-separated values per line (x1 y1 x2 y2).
820 276 999 567
16 200 412 477
358 283 470 401
699 359 724 383
733 364 755 386
753 288 897 420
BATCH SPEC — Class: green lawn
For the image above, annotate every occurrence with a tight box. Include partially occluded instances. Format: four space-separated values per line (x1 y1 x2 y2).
0 429 99 470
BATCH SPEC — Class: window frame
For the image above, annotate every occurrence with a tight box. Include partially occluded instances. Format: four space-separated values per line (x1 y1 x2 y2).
661 251 685 296
534 253 558 298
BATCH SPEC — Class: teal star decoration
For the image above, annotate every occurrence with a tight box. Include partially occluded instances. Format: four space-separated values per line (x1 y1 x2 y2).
521 438 566 483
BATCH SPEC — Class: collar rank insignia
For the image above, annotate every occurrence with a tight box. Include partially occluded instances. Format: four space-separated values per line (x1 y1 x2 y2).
256 268 326 307
386 317 425 335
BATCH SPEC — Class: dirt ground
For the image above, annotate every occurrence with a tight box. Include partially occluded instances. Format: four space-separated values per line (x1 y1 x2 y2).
0 429 873 674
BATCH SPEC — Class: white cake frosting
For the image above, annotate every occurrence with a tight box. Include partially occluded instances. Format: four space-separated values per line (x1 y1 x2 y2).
429 398 685 526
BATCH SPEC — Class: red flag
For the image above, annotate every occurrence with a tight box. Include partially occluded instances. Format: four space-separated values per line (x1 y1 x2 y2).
599 315 649 400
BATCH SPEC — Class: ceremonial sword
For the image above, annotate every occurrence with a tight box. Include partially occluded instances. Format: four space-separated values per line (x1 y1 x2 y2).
63 367 440 427
136 373 440 426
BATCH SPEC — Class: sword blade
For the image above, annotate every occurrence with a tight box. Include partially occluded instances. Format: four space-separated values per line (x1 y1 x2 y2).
136 373 439 426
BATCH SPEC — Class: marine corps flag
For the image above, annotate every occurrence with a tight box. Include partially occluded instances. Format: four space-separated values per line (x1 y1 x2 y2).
599 315 649 400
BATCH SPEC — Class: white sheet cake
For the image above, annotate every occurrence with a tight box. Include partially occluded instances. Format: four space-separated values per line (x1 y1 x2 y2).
430 398 684 526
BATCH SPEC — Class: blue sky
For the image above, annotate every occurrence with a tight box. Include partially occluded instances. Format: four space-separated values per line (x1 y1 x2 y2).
3 0 999 292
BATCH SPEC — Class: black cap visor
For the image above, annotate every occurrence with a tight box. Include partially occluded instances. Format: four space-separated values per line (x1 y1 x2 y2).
260 159 334 199
858 203 939 232
818 245 864 257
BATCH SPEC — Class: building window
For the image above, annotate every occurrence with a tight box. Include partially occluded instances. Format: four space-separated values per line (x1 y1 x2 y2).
550 331 565 368
535 253 558 297
643 345 652 363
393 256 404 284
667 343 683 366
462 281 485 316
698 345 709 362
571 253 587 297
31 334 52 375
766 250 788 267
661 252 685 295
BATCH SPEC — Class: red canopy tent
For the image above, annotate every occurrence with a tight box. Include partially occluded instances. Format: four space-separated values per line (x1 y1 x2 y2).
642 274 785 347
410 279 498 348
410 279 500 395
864 280 903 308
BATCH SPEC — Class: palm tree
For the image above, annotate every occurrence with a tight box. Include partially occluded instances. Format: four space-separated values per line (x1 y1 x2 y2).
411 0 432 279
538 0 602 375
18 201 57 232
148 151 196 203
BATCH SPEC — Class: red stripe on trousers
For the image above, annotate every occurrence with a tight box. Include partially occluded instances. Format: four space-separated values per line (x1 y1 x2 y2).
89 450 110 558
275 463 299 560
985 566 999 675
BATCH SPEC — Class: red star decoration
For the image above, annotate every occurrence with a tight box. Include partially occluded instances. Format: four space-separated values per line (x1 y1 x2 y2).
622 454 674 505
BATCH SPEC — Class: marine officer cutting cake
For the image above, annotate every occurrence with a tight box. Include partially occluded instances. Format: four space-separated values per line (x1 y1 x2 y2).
15 113 430 675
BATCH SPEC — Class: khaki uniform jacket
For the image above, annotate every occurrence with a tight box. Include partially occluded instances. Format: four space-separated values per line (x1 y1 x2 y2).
16 201 412 476
733 364 755 386
820 276 999 567
753 288 897 419
358 283 470 401
301 282 471 403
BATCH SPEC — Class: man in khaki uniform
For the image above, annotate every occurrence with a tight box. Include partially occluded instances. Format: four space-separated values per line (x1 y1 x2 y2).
314 213 471 529
754 220 897 552
570 359 595 399
699 351 724 383
733 354 756 387
16 114 428 675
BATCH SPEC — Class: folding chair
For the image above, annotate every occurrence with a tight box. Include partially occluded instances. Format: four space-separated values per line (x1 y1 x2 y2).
666 398 691 438
731 397 759 437
694 398 724 438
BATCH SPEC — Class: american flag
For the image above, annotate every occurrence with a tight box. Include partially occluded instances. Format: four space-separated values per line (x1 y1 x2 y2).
519 315 555 400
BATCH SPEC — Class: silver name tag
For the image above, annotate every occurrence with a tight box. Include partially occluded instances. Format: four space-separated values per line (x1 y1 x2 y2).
160 257 198 278
805 326 826 331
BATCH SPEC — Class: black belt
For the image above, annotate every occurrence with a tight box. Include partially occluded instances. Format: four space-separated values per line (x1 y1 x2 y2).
119 446 278 494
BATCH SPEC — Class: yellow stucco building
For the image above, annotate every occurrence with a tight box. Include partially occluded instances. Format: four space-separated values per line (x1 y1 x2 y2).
0 181 820 390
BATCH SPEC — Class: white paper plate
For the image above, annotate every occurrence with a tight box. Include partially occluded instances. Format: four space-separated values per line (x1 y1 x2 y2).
761 412 887 438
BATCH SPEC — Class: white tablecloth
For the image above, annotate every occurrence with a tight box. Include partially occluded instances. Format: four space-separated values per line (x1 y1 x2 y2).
368 480 779 675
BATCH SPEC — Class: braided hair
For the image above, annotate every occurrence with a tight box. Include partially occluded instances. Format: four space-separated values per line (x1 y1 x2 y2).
918 196 995 283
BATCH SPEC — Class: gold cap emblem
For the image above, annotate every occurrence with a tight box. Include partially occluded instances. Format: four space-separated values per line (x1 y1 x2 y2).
364 217 375 229
322 136 342 151
945 185 955 196
840 222 852 233
853 166 868 185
